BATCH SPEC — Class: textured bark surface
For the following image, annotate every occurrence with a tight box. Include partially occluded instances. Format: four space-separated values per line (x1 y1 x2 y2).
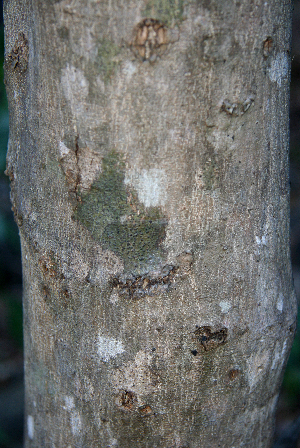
3 0 297 447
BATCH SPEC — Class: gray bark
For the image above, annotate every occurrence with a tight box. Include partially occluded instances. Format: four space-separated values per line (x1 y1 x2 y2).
3 0 297 447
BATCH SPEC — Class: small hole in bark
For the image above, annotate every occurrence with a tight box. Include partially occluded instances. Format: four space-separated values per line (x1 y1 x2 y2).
191 350 198 356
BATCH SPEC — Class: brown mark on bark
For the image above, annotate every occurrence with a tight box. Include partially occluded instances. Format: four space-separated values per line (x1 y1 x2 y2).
38 251 65 281
228 368 240 381
38 250 72 310
138 405 153 417
192 326 228 352
111 252 193 300
131 18 179 62
111 264 179 300
116 390 137 411
74 134 81 197
263 37 273 58
59 135 81 204
6 32 29 72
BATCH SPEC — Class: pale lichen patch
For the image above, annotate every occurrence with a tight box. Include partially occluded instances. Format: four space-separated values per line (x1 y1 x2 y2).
59 141 71 158
219 300 231 313
124 168 168 208
97 334 125 362
268 52 289 87
276 293 284 312
70 410 82 436
27 415 34 440
63 395 75 411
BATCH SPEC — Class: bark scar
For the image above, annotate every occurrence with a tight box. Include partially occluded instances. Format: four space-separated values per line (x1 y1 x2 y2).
7 32 29 72
193 326 228 352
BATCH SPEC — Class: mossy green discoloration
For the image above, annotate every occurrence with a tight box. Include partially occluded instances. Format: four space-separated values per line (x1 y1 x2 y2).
142 0 185 27
203 157 216 190
96 38 121 82
75 151 167 271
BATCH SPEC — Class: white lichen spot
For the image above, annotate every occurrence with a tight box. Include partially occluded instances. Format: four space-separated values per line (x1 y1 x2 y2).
59 141 71 157
64 395 75 411
268 53 289 87
70 410 82 436
27 415 34 440
276 292 284 312
109 439 119 447
219 301 232 313
256 235 267 246
110 289 119 304
125 168 167 208
123 61 137 79
97 334 125 362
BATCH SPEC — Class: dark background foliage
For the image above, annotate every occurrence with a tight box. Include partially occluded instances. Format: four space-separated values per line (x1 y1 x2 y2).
0 2 300 447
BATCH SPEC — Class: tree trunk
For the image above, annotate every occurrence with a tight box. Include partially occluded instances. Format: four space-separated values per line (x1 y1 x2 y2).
4 0 297 446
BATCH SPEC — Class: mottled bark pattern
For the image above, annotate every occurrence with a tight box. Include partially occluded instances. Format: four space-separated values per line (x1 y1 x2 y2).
4 0 296 447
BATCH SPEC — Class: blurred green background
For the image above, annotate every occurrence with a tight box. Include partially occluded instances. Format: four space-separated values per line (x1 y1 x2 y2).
1 2 300 448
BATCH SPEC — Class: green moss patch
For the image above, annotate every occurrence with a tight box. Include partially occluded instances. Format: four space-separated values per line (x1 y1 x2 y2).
142 0 185 27
203 157 216 190
96 38 121 82
75 151 167 271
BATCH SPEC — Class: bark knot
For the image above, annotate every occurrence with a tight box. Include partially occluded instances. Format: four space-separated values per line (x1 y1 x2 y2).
131 18 179 62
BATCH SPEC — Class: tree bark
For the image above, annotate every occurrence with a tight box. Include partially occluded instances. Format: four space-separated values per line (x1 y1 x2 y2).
4 0 297 446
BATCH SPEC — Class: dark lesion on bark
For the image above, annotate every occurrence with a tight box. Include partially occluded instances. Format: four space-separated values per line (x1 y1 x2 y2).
263 36 273 58
38 250 72 310
192 326 228 353
38 250 65 281
110 252 193 300
110 264 179 300
228 368 240 381
138 405 153 417
116 390 137 411
59 134 81 205
6 32 29 72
